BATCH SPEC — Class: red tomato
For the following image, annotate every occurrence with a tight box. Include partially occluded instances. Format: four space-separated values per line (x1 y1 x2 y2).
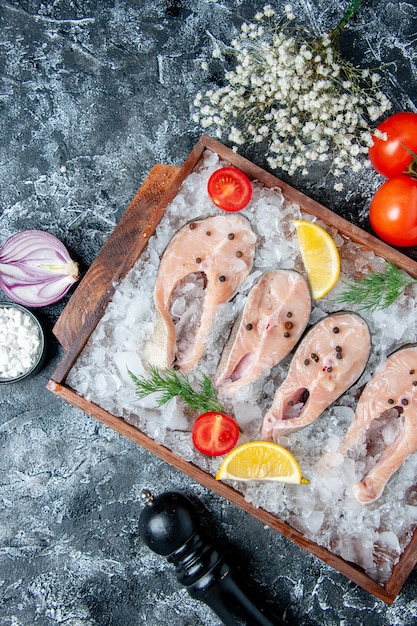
191 411 240 456
369 175 417 247
368 112 417 178
207 167 252 212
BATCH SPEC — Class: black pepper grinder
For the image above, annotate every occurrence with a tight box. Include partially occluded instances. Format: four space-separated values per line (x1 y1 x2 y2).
139 489 286 626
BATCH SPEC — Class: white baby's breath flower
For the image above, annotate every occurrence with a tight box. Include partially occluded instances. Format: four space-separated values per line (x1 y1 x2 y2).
368 106 383 122
374 129 388 141
194 4 391 191
201 117 213 128
284 4 295 20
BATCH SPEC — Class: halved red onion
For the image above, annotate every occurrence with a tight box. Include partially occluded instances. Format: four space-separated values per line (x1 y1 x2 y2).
0 230 79 307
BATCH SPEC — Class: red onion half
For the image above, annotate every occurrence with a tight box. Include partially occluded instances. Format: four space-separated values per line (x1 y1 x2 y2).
0 230 79 307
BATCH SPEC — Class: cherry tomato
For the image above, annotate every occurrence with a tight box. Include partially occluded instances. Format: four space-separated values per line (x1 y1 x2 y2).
368 112 417 178
369 175 417 247
191 411 240 456
207 167 252 212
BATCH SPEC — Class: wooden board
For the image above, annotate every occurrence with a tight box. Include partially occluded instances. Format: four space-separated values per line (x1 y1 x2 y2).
47 135 417 604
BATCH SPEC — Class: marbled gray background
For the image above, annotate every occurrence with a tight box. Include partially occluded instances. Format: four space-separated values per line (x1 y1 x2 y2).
1 1 417 624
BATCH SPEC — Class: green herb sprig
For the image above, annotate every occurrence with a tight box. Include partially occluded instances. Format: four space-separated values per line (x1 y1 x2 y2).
128 365 225 414
337 261 417 311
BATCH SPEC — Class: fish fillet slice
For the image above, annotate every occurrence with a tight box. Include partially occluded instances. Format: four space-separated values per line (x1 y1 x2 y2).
261 312 371 441
215 269 311 392
334 345 417 505
144 214 256 372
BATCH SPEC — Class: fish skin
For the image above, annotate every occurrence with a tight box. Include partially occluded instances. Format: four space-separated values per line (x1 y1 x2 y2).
261 312 371 441
333 345 417 505
215 269 311 392
145 214 256 372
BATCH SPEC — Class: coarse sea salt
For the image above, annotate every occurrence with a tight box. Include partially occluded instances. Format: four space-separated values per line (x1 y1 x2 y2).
67 150 417 585
0 305 41 378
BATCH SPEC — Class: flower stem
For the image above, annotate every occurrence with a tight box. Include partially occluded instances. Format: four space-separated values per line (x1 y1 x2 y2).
330 0 364 48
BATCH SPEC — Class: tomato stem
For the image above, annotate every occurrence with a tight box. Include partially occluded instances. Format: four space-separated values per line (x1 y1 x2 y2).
402 143 417 179
408 161 417 178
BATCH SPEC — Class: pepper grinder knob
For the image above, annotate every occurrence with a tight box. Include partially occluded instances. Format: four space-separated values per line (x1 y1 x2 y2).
139 489 285 626
139 489 199 556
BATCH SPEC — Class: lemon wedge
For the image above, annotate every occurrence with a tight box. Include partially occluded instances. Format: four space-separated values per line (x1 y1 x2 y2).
293 219 340 299
215 441 309 484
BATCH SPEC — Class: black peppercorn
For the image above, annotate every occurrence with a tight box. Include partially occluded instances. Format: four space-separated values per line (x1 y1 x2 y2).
246 323 253 331
333 327 340 333
236 251 242 257
228 233 235 240
189 223 197 230
219 275 226 282
196 257 202 264
284 332 290 338
304 359 310 366
388 399 394 404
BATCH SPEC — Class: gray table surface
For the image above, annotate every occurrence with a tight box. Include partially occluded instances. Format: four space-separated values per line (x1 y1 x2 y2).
1 1 417 624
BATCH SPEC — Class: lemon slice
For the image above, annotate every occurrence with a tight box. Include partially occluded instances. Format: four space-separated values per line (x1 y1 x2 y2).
293 219 340 299
215 441 309 484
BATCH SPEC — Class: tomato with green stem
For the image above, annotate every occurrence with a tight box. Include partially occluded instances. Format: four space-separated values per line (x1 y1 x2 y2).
207 167 252 212
192 411 240 456
369 175 417 247
368 112 417 179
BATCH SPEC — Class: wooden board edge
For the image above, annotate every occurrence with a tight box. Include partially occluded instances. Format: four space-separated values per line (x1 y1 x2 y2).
384 528 417 598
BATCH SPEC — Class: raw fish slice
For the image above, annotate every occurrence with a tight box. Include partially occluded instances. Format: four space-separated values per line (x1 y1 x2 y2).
262 312 371 441
334 345 417 505
215 269 311 392
144 214 256 372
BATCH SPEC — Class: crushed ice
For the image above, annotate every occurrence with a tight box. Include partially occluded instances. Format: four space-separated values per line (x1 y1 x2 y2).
67 150 417 586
